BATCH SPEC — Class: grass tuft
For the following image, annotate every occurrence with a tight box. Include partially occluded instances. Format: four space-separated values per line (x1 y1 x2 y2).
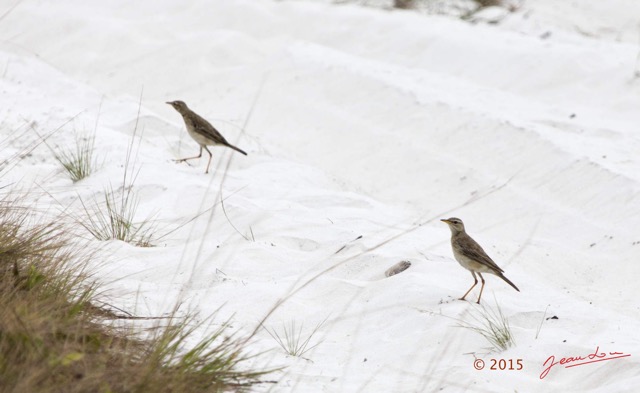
51 132 99 182
263 318 327 358
77 184 157 247
138 314 274 391
457 299 515 351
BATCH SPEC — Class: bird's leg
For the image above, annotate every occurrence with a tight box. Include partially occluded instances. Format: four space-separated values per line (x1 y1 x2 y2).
203 146 213 174
460 271 478 301
175 146 203 163
476 273 486 304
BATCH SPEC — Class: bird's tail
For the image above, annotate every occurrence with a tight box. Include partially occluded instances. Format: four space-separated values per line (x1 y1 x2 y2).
498 273 520 292
226 143 247 156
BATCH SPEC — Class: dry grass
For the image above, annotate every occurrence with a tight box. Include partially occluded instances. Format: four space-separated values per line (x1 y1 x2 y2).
0 193 272 392
76 183 158 247
50 131 99 182
457 299 515 352
263 318 327 358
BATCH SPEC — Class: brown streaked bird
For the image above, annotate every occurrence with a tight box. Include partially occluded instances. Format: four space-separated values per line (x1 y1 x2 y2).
167 100 247 174
441 217 519 304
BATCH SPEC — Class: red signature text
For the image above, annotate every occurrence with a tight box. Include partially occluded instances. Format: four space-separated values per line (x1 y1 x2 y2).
540 346 631 379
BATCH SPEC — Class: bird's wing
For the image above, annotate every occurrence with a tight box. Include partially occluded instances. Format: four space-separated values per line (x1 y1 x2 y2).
191 113 229 144
455 234 505 273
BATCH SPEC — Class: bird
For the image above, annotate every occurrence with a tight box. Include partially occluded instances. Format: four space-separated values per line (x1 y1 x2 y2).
440 217 519 304
166 100 247 174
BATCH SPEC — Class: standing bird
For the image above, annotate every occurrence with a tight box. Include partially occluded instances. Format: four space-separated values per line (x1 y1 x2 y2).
441 217 519 304
167 100 247 174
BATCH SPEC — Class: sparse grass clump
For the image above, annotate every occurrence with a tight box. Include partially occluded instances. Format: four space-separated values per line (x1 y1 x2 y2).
263 318 327 358
51 132 99 182
77 184 157 247
457 300 515 351
74 111 159 247
0 194 270 392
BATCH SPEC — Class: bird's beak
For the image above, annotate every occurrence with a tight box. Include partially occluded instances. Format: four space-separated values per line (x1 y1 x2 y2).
165 101 173 105
440 219 450 224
